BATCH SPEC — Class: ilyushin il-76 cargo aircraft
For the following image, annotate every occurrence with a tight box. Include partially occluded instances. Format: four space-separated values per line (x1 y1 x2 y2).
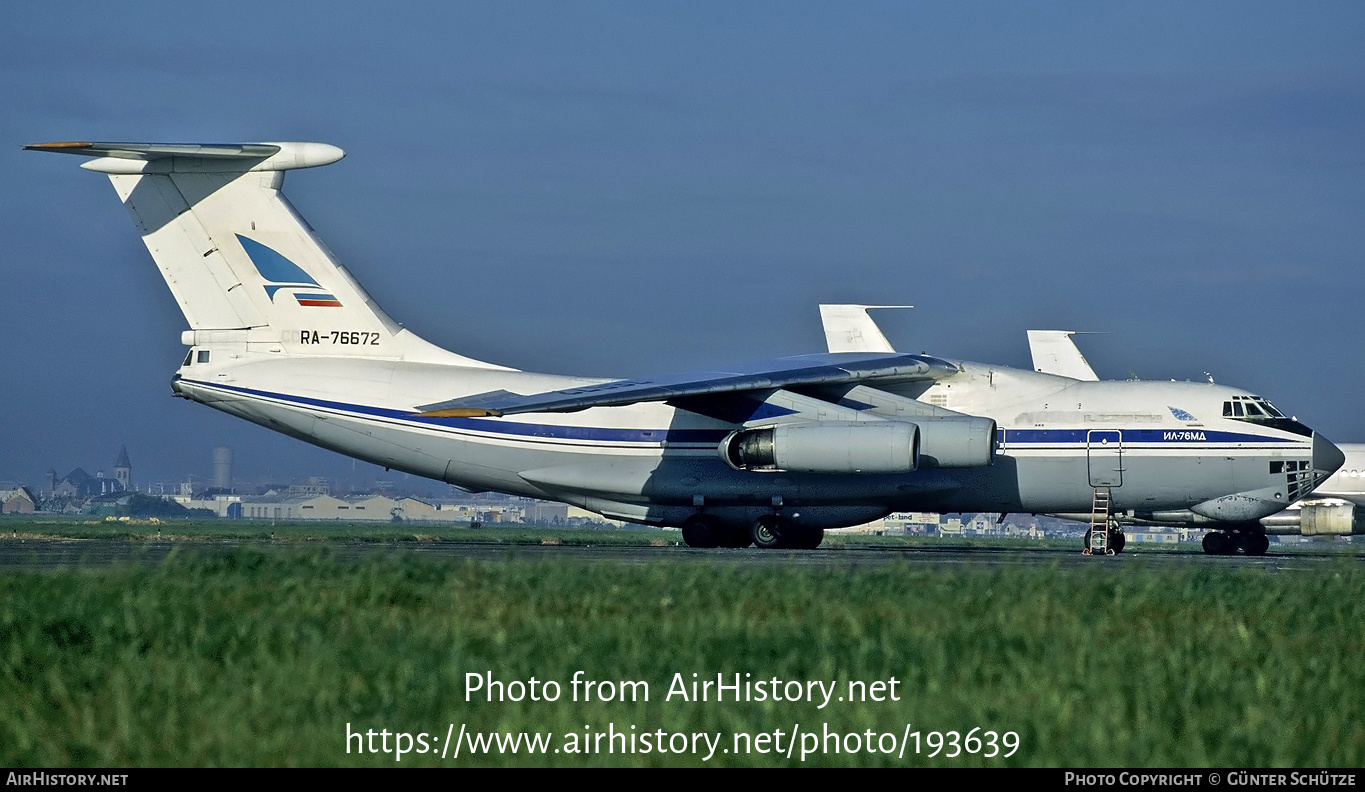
29 141 1345 554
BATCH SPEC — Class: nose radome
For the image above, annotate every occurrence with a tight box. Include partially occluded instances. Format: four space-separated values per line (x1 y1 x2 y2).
1314 432 1346 477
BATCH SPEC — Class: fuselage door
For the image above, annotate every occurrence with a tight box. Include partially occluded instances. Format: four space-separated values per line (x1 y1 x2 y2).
1087 430 1123 487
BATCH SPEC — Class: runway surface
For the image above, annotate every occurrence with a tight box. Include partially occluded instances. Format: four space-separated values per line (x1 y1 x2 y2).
0 538 1359 573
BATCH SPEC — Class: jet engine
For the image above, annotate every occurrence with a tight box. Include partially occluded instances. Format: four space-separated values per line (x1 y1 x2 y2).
913 416 996 468
1260 502 1363 536
721 421 919 474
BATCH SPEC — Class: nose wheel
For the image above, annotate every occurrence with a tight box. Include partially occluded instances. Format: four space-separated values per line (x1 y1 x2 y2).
1084 527 1125 555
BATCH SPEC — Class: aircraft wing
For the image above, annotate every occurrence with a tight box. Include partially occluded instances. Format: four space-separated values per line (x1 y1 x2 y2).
1026 330 1099 381
418 352 957 417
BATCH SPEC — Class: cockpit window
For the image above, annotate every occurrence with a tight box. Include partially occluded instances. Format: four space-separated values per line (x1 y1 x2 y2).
183 350 194 366
1221 395 1310 437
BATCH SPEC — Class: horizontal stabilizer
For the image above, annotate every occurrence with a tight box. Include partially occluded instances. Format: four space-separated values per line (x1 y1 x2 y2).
419 351 956 416
24 141 343 173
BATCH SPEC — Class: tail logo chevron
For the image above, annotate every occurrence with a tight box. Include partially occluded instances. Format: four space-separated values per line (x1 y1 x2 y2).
236 234 342 308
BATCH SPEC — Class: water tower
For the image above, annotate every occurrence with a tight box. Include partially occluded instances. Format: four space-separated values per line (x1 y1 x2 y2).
212 446 233 490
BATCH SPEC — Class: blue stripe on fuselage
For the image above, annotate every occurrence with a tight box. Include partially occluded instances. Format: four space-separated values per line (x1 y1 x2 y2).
1000 428 1299 445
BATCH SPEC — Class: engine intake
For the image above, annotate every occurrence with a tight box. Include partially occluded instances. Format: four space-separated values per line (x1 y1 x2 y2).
721 421 919 474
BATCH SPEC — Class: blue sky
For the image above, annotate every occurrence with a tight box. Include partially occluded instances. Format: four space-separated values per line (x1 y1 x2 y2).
3 2 1363 487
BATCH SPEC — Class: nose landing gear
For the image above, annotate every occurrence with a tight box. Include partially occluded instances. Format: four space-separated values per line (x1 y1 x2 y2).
1084 526 1126 555
1083 488 1125 555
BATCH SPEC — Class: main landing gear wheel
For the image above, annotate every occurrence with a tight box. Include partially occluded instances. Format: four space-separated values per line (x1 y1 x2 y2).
787 525 824 550
681 515 721 548
1202 531 1235 555
1238 532 1270 557
719 524 753 549
750 515 784 550
1110 531 1126 554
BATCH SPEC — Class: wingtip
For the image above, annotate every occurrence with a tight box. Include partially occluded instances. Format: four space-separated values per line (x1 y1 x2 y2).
24 141 93 151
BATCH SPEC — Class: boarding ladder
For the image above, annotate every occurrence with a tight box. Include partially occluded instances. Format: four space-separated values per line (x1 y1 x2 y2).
1085 488 1115 556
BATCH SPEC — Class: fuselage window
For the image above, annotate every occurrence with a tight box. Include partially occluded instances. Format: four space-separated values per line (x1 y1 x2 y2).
197 350 211 364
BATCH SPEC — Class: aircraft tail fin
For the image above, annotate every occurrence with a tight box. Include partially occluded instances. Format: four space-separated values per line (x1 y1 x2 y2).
818 304 911 353
26 141 506 368
1026 330 1099 381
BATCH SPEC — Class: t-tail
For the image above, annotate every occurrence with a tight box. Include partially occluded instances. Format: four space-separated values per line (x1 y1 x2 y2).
25 141 507 369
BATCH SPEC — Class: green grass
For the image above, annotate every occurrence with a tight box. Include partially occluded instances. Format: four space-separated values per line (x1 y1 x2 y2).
1 547 1361 767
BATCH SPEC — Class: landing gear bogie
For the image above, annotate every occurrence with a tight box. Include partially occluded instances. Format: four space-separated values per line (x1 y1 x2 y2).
683 512 825 551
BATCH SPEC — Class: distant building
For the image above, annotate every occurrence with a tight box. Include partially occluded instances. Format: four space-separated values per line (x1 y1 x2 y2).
525 501 570 524
114 445 132 492
48 446 133 500
288 478 331 497
565 506 624 527
0 487 37 514
236 492 462 522
51 468 117 498
172 493 243 518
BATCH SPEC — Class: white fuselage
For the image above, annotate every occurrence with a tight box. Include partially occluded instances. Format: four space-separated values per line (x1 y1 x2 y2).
172 347 1336 529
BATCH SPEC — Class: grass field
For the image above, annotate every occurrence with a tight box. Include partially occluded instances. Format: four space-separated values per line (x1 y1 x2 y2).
1 537 1362 767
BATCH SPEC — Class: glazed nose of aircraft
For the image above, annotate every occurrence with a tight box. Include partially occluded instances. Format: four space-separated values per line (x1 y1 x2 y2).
1314 432 1346 477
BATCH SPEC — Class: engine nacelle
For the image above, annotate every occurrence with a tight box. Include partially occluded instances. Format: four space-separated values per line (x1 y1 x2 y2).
914 416 997 468
721 421 919 474
1260 502 1362 536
